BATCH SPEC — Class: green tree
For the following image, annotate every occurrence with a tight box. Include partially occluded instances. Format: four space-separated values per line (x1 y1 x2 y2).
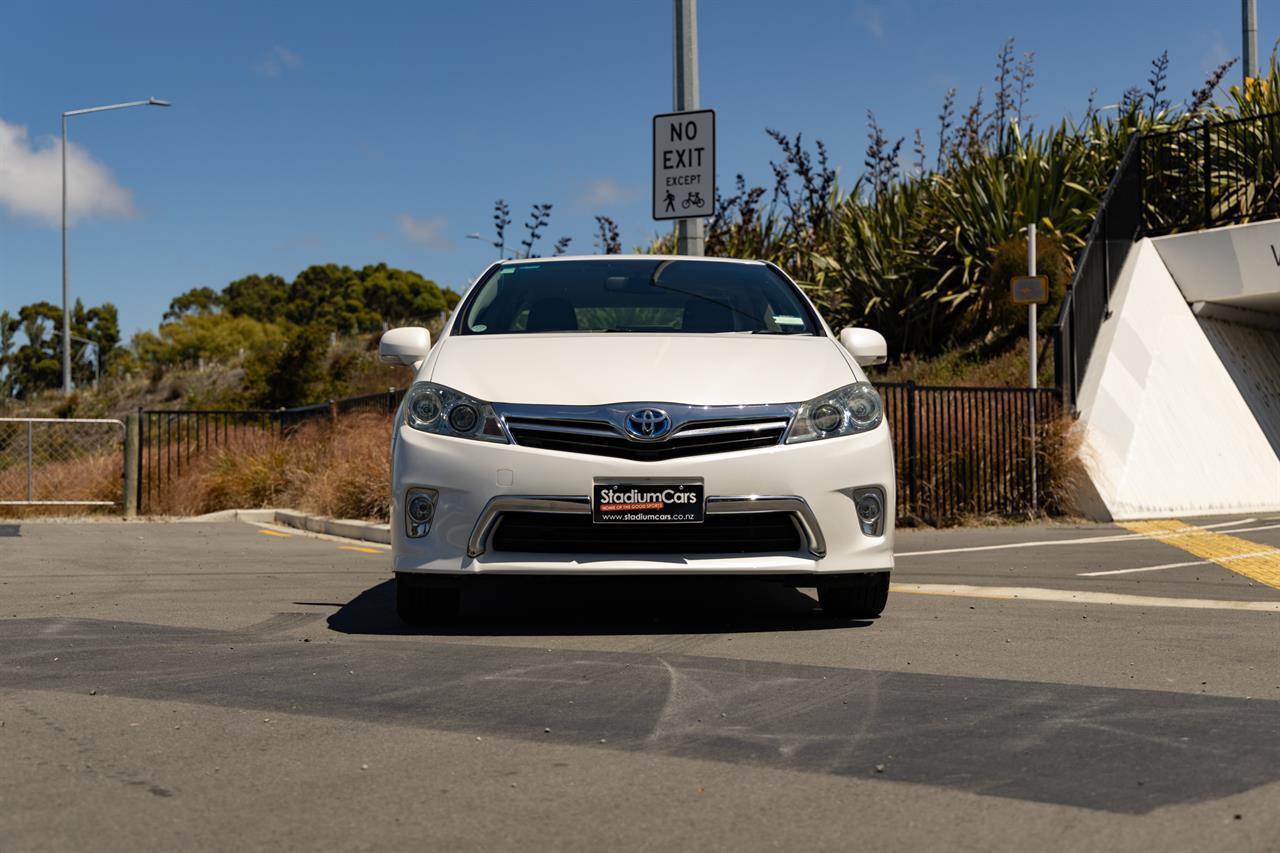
164 287 222 321
243 323 329 408
286 264 358 329
11 302 61 397
222 274 288 323
133 313 286 367
354 263 451 329
0 310 17 400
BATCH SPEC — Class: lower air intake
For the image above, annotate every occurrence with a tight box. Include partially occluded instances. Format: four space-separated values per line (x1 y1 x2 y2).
490 512 802 555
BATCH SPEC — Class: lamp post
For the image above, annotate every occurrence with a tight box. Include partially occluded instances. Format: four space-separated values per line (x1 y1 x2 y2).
61 97 170 395
466 232 507 259
1243 0 1259 84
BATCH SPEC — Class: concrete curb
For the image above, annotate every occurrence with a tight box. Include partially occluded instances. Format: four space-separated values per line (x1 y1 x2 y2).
181 508 391 546
273 510 392 545
182 508 280 524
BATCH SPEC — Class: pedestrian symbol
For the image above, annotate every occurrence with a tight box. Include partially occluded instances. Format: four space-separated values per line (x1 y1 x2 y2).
664 190 676 214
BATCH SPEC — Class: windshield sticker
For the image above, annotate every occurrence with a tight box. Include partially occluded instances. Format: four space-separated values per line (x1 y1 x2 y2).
773 315 805 326
471 324 487 332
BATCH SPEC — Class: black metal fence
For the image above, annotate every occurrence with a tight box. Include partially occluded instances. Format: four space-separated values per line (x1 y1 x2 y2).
1055 111 1280 411
139 389 404 513
880 382 1063 524
1141 110 1280 236
1053 135 1142 411
140 384 1060 524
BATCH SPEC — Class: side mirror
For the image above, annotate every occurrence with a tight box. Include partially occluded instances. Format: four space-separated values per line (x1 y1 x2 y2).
839 327 887 366
379 326 431 366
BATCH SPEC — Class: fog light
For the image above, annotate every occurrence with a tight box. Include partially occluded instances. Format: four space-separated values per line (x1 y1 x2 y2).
408 494 435 524
405 488 438 538
852 487 885 537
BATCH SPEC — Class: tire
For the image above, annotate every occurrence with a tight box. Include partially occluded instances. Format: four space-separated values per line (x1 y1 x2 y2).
396 575 461 625
818 572 890 619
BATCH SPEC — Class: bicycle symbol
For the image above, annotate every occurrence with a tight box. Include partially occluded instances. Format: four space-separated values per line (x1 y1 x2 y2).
681 191 704 209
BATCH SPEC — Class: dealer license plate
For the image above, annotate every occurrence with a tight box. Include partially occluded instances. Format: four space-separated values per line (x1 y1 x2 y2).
592 478 705 523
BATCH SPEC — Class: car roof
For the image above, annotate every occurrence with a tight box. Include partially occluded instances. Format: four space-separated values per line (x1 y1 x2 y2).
495 254 766 267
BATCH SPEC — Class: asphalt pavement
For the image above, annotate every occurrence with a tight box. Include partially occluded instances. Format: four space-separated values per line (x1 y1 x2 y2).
1 516 1277 852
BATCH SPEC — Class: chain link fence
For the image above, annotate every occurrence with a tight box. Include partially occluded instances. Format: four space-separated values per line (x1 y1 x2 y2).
0 418 126 506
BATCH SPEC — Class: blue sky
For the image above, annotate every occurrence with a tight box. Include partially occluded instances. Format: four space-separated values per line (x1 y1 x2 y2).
0 0 1260 337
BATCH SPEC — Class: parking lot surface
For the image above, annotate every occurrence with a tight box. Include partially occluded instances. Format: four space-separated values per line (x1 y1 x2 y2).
1 517 1278 852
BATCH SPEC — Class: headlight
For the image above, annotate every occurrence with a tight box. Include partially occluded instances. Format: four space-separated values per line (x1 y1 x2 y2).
785 382 882 443
404 382 508 443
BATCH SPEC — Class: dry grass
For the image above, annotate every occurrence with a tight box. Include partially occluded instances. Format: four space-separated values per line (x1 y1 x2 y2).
888 385 1080 526
153 411 392 520
7 403 1084 527
869 338 1056 389
0 453 123 518
1036 413 1085 518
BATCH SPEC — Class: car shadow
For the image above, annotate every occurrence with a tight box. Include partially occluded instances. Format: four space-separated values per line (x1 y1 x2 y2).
327 577 876 636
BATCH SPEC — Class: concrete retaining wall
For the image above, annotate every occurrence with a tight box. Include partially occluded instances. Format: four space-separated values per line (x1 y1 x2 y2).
1075 229 1280 519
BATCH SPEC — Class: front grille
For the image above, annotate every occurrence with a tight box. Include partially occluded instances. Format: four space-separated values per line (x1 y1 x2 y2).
490 511 803 554
505 416 787 461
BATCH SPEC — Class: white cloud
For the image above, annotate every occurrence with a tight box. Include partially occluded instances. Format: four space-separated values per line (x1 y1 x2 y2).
396 213 453 249
255 45 303 79
0 117 135 226
575 177 637 209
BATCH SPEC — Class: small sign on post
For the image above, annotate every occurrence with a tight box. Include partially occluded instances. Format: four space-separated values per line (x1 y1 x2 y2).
1010 275 1049 305
653 109 715 221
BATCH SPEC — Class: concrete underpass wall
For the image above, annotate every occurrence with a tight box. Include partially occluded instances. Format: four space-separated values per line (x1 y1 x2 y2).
1198 315 1280 458
1074 235 1280 519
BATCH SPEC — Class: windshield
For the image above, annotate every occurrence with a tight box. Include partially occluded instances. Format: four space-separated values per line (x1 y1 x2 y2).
456 259 820 336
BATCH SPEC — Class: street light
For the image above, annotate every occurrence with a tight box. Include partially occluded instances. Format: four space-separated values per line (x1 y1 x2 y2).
61 97 171 395
466 232 507 259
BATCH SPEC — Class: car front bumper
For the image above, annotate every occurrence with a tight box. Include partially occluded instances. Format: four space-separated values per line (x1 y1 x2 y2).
390 422 895 577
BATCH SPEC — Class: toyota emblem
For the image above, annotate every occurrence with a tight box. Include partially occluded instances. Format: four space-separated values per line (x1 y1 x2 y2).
624 408 672 440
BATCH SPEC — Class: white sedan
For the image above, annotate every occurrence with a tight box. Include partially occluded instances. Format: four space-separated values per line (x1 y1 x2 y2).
379 256 895 622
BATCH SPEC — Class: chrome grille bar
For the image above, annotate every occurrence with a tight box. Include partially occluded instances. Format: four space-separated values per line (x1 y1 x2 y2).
467 494 825 558
496 402 797 460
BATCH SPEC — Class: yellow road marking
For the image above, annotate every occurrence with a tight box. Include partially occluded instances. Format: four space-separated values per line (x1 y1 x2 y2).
258 529 292 538
1119 519 1280 589
337 545 384 554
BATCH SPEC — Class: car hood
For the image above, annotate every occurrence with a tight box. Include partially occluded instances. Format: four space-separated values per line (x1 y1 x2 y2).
427 334 860 406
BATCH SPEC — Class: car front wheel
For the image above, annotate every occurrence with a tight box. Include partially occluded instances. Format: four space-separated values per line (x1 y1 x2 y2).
818 572 890 619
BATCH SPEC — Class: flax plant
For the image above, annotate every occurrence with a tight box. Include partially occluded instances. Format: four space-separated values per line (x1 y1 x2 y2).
676 40 1271 361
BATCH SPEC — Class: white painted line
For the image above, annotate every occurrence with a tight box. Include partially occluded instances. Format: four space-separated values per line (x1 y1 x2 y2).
1217 522 1280 536
890 583 1280 612
1078 560 1208 577
1206 517 1257 528
896 518 1272 558
1078 548 1280 577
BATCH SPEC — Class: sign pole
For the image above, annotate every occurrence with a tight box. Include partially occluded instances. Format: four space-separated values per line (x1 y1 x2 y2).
673 0 704 256
1028 224 1037 389
1028 223 1038 514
